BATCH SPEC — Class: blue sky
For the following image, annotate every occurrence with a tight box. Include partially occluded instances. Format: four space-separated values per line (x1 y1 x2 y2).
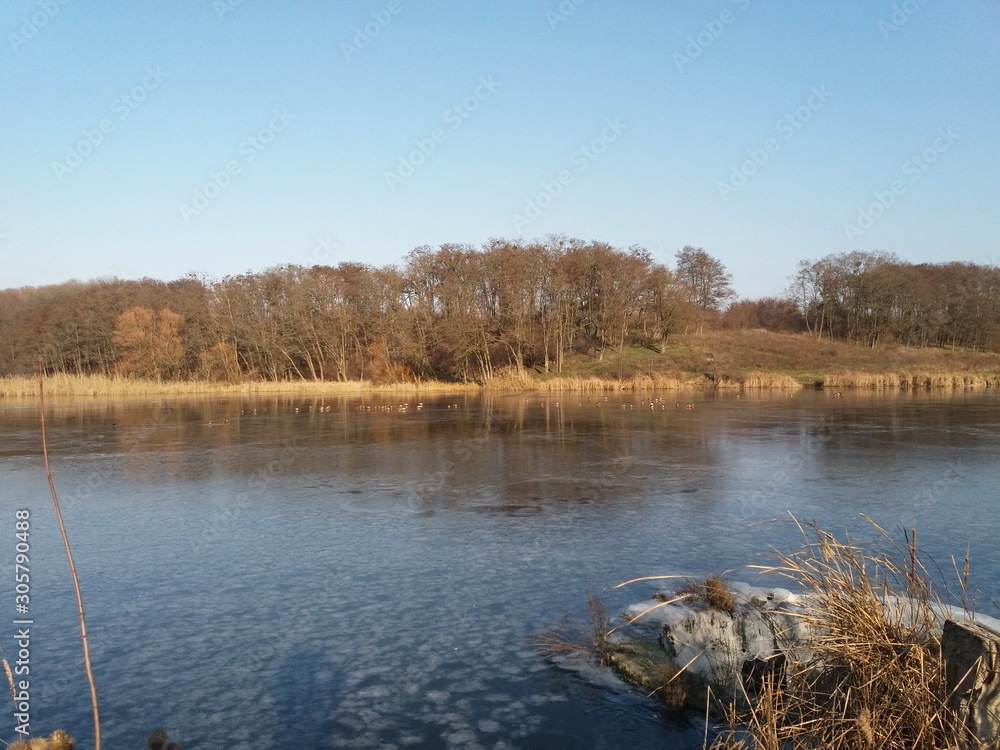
2 0 998 298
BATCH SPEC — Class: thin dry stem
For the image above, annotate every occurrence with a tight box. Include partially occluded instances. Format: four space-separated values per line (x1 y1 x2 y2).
533 591 614 664
3 657 15 706
38 358 100 750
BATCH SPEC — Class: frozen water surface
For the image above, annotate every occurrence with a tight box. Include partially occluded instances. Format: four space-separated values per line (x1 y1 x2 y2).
1 390 997 748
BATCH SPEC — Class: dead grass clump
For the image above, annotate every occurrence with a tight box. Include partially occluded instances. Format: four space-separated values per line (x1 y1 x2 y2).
6 730 75 750
704 576 737 613
711 516 970 750
533 591 613 664
677 574 737 615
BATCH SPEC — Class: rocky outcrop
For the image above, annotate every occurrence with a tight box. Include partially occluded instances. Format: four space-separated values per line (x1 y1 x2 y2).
605 580 813 709
606 576 1000 741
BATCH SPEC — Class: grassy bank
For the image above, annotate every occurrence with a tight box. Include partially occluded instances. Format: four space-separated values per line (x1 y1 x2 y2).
668 329 1000 387
536 330 1000 390
4 331 999 398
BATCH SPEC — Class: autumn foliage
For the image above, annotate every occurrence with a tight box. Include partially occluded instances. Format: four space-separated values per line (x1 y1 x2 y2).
113 306 185 379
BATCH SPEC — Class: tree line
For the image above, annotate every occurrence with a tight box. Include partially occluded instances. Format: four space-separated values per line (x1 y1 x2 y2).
1 239 997 383
788 251 1000 350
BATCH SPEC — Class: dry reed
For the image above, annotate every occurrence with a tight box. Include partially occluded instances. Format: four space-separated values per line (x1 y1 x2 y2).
5 364 996 400
740 371 800 390
823 369 1000 389
0 372 478 398
482 366 537 391
710 516 977 750
532 591 614 664
494 371 699 392
37 359 100 750
676 575 737 614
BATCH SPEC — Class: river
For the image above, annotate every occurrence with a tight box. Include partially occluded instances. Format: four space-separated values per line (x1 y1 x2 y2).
1 389 997 748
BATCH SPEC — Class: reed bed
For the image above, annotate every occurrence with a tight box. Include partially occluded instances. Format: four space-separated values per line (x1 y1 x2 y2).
823 369 1000 389
740 371 801 389
0 373 478 399
713 376 743 390
484 367 806 392
711 516 977 750
530 371 799 392
534 373 694 392
9 366 995 399
482 368 695 392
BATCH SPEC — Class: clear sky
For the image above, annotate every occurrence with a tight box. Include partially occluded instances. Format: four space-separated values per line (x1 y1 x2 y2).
2 0 998 299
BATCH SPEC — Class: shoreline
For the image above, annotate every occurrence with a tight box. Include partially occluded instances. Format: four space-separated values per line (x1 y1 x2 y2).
3 366 999 399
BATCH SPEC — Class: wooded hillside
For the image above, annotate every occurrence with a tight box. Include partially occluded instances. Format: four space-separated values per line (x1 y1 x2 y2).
2 239 997 383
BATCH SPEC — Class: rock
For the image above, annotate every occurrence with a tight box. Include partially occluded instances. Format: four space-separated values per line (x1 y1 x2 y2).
942 619 1000 748
605 580 814 710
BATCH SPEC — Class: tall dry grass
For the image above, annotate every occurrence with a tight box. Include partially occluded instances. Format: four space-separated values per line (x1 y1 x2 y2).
740 371 800 389
7 361 996 399
0 372 478 399
485 367 805 392
538 373 696 391
710 516 979 750
483 367 695 392
823 369 1000 389
533 372 800 392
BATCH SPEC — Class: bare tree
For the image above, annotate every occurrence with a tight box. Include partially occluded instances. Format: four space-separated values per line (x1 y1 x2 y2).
674 246 735 312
